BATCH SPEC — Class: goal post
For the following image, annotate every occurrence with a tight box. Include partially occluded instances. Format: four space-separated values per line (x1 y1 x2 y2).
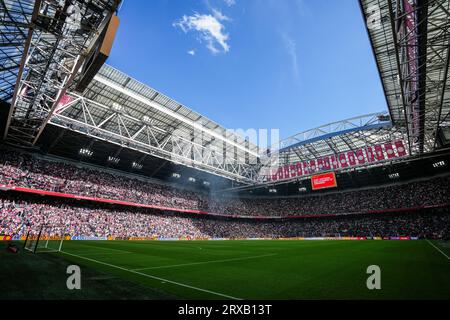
23 229 40 253
24 224 66 253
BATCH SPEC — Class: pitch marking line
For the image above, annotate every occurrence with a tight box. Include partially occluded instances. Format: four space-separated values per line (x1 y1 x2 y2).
70 243 132 254
132 253 278 271
79 252 132 256
60 251 242 300
426 240 450 260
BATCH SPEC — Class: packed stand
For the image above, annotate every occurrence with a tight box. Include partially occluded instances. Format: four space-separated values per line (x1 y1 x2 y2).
0 194 448 239
0 149 449 217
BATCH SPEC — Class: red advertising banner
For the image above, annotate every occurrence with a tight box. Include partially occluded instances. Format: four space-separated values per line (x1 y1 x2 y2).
355 149 366 164
384 142 396 159
268 140 408 182
310 160 317 173
283 165 290 179
311 172 338 190
365 146 375 162
330 155 338 169
289 164 297 178
296 162 302 176
395 140 407 157
338 153 348 168
303 161 310 175
347 151 356 166
322 157 331 170
374 144 385 160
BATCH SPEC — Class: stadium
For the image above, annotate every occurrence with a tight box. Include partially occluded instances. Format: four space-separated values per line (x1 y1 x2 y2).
0 0 449 303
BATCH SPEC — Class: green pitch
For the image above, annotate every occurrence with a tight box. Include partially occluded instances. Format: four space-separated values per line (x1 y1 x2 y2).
1 240 450 299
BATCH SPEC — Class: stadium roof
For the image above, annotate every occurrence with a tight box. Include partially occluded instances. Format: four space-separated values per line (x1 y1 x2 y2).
0 0 120 146
359 0 450 155
92 65 260 157
2 0 448 187
49 64 261 183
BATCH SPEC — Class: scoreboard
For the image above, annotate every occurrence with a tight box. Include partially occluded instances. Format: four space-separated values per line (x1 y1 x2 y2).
311 172 337 190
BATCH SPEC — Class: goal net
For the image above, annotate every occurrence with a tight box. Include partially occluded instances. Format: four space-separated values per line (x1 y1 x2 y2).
24 224 66 253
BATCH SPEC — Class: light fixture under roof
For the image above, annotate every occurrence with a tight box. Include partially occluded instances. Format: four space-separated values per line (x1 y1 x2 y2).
79 148 93 157
108 156 120 164
388 172 399 179
132 162 143 170
433 161 445 168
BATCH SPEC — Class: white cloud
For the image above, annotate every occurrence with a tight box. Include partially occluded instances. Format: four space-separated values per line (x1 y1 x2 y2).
173 12 231 54
282 33 300 81
224 0 236 7
212 8 230 21
187 49 196 56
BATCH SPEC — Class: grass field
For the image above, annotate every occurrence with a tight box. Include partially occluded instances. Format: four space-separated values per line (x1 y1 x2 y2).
1 240 450 299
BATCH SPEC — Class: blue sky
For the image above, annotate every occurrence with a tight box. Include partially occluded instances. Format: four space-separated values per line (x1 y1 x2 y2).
108 0 386 140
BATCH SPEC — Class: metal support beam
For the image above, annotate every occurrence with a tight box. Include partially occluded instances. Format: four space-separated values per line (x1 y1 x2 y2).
2 0 41 139
49 93 260 184
2 0 120 146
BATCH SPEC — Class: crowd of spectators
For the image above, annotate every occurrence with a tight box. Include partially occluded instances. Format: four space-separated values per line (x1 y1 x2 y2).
0 150 200 210
0 195 203 239
0 149 449 217
204 177 450 216
1 194 448 239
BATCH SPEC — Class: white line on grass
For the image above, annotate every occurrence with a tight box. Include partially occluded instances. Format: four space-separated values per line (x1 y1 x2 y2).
426 240 450 260
72 244 132 254
60 251 242 300
79 252 132 256
132 253 278 271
